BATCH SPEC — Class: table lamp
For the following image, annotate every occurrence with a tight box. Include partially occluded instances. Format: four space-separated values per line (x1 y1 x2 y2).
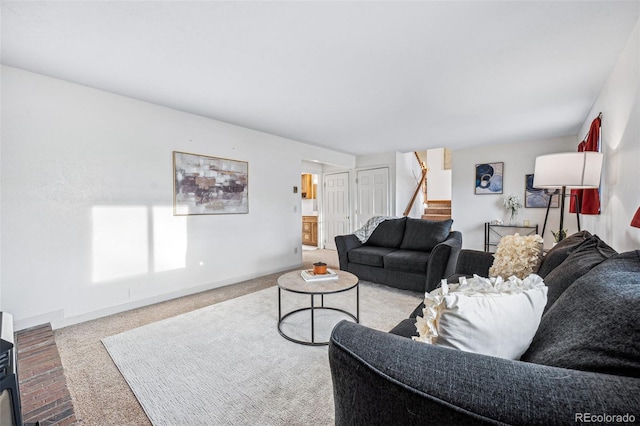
533 152 603 242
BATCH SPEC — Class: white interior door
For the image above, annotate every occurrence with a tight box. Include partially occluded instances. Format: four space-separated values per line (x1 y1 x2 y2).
323 172 350 250
356 168 390 229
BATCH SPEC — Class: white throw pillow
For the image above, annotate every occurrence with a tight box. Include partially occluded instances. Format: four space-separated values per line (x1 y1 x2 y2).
489 233 544 279
413 275 547 360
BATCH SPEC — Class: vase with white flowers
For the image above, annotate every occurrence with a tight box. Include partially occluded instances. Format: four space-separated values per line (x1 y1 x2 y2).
503 194 523 224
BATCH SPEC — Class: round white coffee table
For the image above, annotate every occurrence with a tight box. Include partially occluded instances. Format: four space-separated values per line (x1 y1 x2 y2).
277 270 359 346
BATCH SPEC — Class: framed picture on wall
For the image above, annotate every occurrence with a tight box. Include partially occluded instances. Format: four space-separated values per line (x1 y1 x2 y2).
525 174 559 208
173 151 248 215
475 162 503 194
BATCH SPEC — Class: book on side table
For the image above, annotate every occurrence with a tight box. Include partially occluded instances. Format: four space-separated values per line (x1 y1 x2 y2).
301 268 339 282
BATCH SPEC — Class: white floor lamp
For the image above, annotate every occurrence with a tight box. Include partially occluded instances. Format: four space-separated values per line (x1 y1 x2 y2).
533 152 603 242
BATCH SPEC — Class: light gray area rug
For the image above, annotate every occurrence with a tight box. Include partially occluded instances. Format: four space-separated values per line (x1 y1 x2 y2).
102 282 421 426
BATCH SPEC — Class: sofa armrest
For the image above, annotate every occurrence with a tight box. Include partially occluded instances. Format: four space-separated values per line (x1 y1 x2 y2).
329 321 640 426
425 231 462 292
453 249 494 278
335 234 363 270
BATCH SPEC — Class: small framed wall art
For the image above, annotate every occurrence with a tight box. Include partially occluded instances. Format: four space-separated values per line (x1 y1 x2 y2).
173 151 248 215
525 174 559 208
475 162 503 194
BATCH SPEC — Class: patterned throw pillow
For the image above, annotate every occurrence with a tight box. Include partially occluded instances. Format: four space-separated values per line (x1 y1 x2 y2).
489 234 544 279
413 275 548 360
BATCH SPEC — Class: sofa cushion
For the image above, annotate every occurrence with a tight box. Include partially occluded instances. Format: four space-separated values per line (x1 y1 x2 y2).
451 249 495 278
400 218 453 252
348 246 397 267
413 275 547 360
521 251 640 378
536 230 592 278
365 217 407 248
384 250 430 274
388 318 419 338
542 235 617 313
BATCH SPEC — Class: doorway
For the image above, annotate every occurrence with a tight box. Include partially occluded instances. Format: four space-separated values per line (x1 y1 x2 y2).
301 172 319 250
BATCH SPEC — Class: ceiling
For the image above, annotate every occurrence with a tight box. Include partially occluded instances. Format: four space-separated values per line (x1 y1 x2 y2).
1 1 639 156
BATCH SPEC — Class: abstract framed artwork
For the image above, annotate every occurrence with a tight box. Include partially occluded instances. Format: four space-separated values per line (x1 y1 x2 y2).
525 174 559 208
475 162 503 194
173 151 248 215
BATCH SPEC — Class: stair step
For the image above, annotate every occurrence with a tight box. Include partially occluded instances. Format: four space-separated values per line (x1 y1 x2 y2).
422 200 451 221
422 213 452 221
424 207 451 215
425 200 451 207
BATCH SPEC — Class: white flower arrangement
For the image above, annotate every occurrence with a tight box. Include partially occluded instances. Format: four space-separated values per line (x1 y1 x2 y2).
489 233 544 279
503 193 523 221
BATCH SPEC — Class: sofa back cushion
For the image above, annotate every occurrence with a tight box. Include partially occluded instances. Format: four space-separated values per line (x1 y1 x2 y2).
536 230 592 278
366 217 407 248
400 218 453 252
521 251 640 378
542 235 616 313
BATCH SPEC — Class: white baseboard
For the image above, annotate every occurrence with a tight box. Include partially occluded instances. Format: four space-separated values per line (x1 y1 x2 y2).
14 263 303 331
14 309 65 331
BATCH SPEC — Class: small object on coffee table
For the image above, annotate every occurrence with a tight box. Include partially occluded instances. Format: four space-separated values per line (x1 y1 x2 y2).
301 268 338 282
313 262 327 274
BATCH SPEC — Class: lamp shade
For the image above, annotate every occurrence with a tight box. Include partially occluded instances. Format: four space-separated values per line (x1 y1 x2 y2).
533 152 603 188
632 207 640 228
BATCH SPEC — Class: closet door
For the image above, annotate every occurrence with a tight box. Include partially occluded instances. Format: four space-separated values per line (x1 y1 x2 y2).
356 168 389 229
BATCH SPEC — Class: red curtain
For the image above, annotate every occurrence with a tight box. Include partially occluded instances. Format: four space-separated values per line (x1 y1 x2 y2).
570 116 601 215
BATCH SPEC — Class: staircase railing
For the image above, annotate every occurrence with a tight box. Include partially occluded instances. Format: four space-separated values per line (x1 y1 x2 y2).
403 152 428 216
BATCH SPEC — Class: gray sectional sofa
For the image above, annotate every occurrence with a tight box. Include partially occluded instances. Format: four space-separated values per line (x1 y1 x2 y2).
329 231 640 425
335 217 462 293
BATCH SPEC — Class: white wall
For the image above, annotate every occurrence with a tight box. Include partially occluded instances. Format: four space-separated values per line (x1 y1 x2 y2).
578 19 640 252
0 89 2 310
452 136 577 251
426 148 452 201
395 151 424 218
0 66 355 329
454 19 640 253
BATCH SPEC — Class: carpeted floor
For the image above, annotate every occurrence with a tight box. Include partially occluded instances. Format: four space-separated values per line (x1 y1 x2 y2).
54 249 342 426
101 281 420 425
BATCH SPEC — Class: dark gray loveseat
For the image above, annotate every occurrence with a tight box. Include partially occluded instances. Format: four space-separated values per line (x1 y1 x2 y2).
329 231 640 425
335 217 462 293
